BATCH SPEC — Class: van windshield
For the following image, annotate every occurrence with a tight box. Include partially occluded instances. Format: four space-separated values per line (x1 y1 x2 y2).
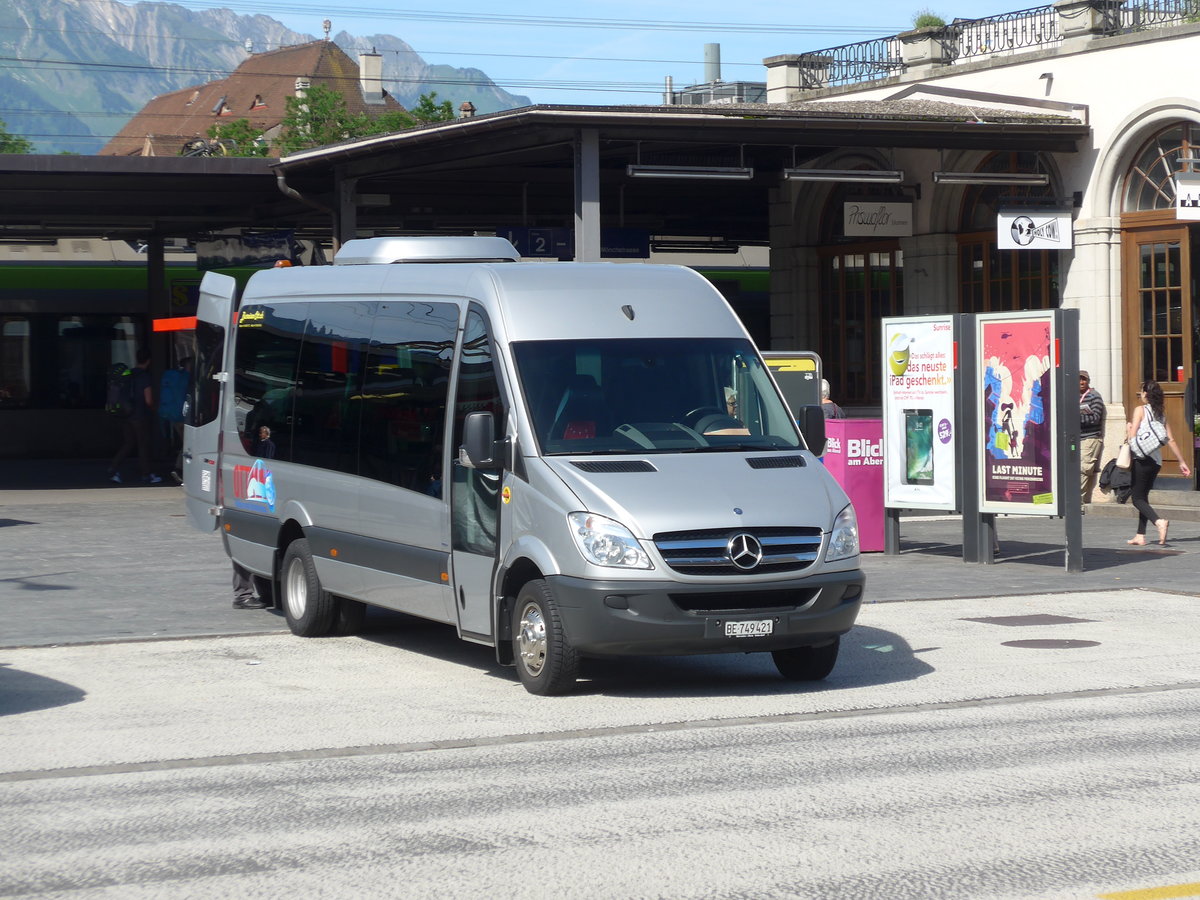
512 338 803 456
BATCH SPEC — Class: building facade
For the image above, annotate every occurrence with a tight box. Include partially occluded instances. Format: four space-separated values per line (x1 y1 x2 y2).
764 0 1200 472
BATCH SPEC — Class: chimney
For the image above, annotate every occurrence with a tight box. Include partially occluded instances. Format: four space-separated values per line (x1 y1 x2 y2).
458 101 476 118
294 77 310 98
663 75 674 105
704 43 721 83
359 50 384 105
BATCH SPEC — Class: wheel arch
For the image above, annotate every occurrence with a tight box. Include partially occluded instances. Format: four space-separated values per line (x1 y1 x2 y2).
494 556 544 666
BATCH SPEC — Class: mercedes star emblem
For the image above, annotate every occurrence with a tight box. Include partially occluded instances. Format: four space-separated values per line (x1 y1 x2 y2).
727 532 763 570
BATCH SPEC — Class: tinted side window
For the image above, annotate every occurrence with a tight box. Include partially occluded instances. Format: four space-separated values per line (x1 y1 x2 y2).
451 309 503 554
191 320 224 427
291 302 371 473
233 303 306 460
360 301 457 493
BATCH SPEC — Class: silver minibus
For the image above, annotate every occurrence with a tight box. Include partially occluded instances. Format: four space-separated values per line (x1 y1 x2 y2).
184 236 864 694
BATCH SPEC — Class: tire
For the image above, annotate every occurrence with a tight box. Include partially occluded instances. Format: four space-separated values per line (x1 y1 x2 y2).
280 539 337 637
772 637 840 681
512 579 579 696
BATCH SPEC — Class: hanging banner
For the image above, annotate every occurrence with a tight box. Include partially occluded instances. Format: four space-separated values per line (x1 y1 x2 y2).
1175 172 1200 220
882 316 957 510
977 311 1059 515
996 210 1073 250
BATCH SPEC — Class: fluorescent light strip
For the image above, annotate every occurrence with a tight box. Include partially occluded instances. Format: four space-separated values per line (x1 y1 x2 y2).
626 164 754 180
932 171 1049 186
782 168 904 183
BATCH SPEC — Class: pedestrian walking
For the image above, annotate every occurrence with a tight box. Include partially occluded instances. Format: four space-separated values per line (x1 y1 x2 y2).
1079 370 1105 505
1126 380 1191 545
107 348 162 484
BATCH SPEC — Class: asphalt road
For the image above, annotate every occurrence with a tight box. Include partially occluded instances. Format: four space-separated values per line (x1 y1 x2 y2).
1 486 1199 898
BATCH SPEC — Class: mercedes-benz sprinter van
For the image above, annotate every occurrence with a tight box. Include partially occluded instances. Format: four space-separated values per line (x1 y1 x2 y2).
184 236 864 694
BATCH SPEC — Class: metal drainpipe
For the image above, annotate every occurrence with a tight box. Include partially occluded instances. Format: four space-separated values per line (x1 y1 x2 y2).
274 170 340 255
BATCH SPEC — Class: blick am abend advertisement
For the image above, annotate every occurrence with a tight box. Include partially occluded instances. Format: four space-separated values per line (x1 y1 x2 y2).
978 312 1058 515
882 316 957 510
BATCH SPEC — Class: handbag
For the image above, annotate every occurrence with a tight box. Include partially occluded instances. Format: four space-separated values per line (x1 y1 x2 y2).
1130 406 1168 460
1115 441 1132 469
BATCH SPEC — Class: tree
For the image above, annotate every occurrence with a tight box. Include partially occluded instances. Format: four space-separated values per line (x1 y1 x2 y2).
205 119 269 157
409 92 455 124
0 118 33 154
274 84 456 154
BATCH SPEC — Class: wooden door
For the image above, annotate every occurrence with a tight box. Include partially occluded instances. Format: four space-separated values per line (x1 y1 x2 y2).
1122 225 1192 476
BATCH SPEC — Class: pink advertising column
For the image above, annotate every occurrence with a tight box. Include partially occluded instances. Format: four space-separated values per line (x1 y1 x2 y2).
822 419 885 552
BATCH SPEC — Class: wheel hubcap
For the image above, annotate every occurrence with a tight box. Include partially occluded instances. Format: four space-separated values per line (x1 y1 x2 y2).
285 557 307 619
516 602 547 676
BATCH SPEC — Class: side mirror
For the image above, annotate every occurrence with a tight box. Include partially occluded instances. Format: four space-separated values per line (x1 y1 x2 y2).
796 405 826 456
460 411 499 470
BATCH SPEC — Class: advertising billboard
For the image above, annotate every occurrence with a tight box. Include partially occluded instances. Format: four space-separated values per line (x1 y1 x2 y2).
977 311 1059 515
882 316 957 510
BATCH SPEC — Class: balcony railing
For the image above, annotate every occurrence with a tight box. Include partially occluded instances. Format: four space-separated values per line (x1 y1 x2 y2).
792 2 1196 91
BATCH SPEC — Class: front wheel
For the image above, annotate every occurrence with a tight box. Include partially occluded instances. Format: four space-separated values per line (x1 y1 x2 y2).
512 580 579 695
281 538 337 637
772 637 840 681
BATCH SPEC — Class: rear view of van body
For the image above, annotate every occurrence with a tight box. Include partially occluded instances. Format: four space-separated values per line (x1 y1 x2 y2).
184 237 864 694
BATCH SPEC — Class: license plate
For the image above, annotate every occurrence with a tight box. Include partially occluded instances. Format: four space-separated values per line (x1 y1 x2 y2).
724 619 774 638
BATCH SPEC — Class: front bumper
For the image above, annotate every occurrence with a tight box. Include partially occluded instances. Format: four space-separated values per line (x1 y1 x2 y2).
545 568 865 657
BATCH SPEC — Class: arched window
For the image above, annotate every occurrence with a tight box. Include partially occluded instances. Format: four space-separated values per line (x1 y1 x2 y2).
958 152 1059 313
1123 122 1200 212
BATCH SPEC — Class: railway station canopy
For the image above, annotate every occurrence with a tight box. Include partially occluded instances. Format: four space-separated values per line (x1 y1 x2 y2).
0 101 1088 245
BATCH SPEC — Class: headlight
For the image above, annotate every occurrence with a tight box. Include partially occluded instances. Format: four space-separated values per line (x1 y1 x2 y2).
568 513 653 569
826 503 859 561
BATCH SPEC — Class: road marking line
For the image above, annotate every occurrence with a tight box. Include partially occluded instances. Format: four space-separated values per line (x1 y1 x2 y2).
1099 883 1200 899
2 679 1199 784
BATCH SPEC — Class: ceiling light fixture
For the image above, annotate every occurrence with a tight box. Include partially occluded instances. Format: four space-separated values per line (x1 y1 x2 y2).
626 164 754 180
782 168 905 183
932 171 1049 186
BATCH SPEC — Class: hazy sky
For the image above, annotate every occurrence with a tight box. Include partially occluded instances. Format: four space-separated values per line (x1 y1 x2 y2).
181 0 1025 104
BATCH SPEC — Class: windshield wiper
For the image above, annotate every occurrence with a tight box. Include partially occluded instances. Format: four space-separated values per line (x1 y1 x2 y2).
680 442 789 453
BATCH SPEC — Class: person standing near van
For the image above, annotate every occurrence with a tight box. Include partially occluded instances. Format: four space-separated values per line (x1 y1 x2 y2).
1126 380 1191 545
1079 370 1105 505
821 380 845 419
108 349 162 484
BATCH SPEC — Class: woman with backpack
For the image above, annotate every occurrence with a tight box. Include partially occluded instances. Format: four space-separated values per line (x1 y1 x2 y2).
1126 380 1191 545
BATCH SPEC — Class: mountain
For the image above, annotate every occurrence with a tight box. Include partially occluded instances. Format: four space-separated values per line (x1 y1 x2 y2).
0 0 532 154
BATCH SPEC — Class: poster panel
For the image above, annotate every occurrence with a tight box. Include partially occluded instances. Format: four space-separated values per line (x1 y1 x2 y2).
977 311 1059 515
882 316 957 510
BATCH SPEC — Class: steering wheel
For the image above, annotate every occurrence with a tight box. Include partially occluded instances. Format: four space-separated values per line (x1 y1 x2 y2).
684 406 725 429
695 413 742 434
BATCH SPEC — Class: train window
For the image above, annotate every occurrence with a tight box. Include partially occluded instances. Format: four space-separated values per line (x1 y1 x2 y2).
0 316 31 409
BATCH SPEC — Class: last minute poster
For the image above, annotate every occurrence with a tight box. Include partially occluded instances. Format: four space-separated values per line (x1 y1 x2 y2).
978 312 1058 515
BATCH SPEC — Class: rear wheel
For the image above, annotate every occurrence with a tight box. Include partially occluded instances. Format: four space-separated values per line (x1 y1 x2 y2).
281 539 337 637
772 637 840 681
513 579 579 695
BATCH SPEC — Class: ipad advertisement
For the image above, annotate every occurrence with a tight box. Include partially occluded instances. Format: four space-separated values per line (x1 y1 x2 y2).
882 316 957 510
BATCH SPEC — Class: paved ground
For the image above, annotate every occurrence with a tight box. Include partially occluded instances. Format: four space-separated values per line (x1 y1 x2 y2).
0 459 1197 649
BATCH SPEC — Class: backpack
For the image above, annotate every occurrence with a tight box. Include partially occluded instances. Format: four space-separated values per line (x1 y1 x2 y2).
158 367 189 423
105 363 136 418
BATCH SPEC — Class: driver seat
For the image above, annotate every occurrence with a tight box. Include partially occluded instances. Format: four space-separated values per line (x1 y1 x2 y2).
550 374 604 440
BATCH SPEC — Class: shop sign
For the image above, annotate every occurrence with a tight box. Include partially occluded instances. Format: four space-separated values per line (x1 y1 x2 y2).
996 210 1073 250
843 202 913 237
1176 173 1200 220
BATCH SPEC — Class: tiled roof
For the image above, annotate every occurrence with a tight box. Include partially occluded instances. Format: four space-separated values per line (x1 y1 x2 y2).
102 41 405 158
